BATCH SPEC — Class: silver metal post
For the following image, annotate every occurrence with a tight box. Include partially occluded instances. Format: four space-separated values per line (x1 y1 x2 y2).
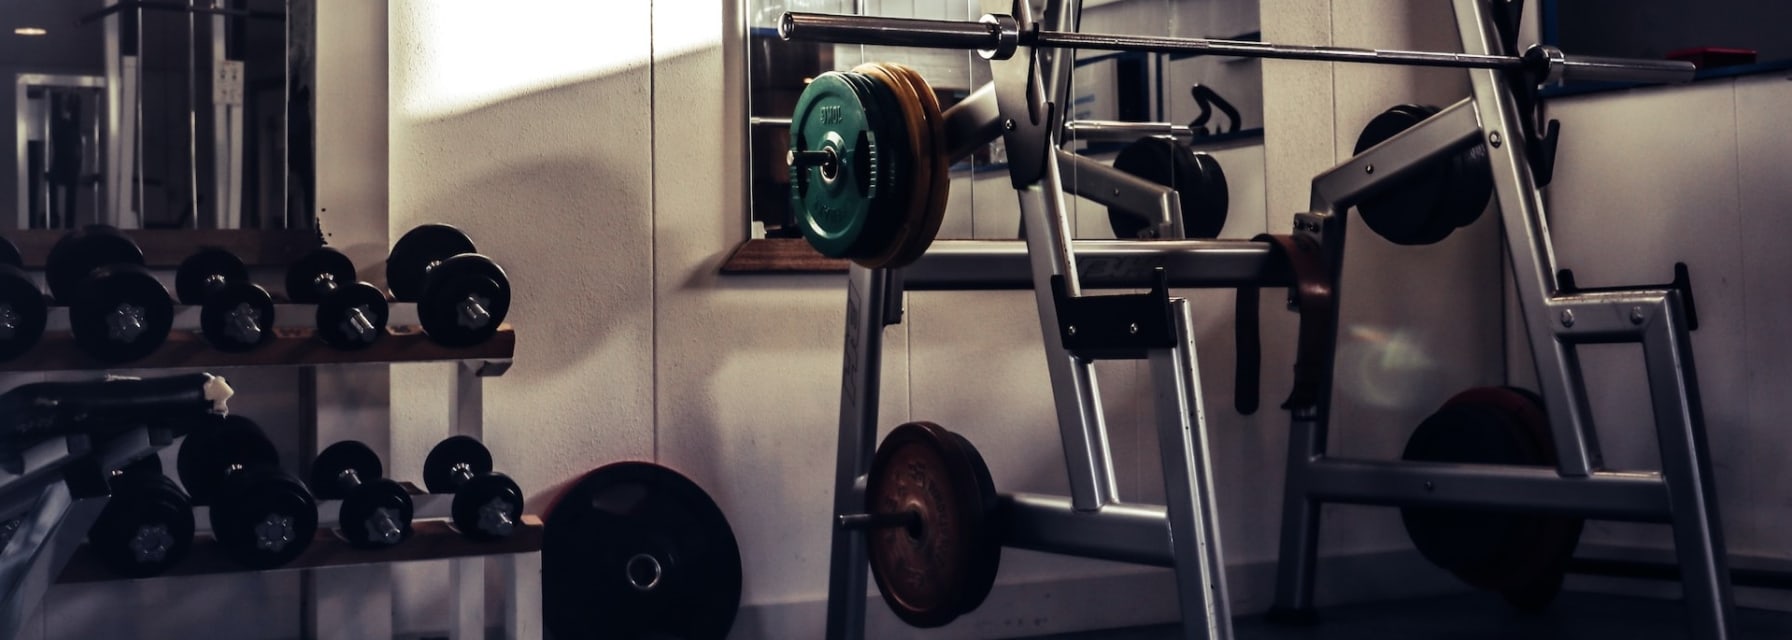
824 265 895 640
1151 299 1233 640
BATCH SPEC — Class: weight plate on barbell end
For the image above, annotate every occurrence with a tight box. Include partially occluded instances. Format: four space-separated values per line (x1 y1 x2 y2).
1400 386 1583 609
790 72 885 259
423 435 495 494
209 466 318 570
340 479 415 549
850 69 914 264
174 248 249 305
285 248 359 304
1353 105 1458 246
865 421 1000 628
543 461 742 640
0 265 49 363
854 63 928 270
310 440 385 501
884 63 952 269
416 254 511 348
88 473 195 579
69 263 174 364
314 281 389 350
176 414 280 506
387 224 480 302
199 282 276 353
45 225 145 305
1108 136 1229 240
451 472 523 542
943 430 1001 615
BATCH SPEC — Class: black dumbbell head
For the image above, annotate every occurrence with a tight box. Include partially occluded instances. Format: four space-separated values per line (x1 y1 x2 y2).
208 466 317 569
1108 136 1229 240
310 440 384 500
46 225 145 304
284 247 358 304
339 478 415 549
314 281 388 350
198 281 276 353
0 235 23 268
387 224 479 302
176 414 280 505
113 452 165 485
417 254 510 347
0 264 48 363
452 471 523 541
69 263 174 363
87 473 195 578
175 248 249 305
423 435 494 493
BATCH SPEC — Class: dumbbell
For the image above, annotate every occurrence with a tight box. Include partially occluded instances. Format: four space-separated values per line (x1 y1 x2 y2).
422 435 524 541
87 454 195 578
386 224 511 347
0 235 48 362
176 414 318 569
284 247 389 350
310 440 414 549
45 225 175 363
175 248 276 352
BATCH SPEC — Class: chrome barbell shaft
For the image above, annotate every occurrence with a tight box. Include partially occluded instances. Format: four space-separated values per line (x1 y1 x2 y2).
780 12 1695 84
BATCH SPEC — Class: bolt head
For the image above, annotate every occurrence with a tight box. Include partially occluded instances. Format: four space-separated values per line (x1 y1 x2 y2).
1066 325 1077 336
1560 309 1576 327
253 513 296 552
1489 131 1503 148
1629 306 1646 325
129 523 173 563
477 498 516 538
1364 164 1375 175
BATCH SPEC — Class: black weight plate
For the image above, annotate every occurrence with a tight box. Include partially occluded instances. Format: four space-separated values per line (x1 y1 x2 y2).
88 474 195 579
339 479 414 549
387 224 478 302
46 225 144 304
423 435 494 493
310 440 385 500
543 461 742 640
315 281 388 350
113 452 165 485
1401 387 1583 598
0 265 48 363
846 69 911 264
1108 137 1230 239
69 263 174 363
417 254 511 347
285 248 358 304
209 466 318 569
452 472 524 542
176 414 279 505
199 282 275 353
174 248 248 305
1440 134 1494 230
865 421 991 628
944 430 1001 616
1353 105 1455 246
0 235 22 268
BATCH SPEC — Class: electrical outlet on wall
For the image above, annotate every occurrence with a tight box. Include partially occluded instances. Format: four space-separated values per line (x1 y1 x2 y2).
214 60 245 107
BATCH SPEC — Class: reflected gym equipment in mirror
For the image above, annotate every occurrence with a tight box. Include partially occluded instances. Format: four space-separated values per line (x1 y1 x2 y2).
3 0 306 231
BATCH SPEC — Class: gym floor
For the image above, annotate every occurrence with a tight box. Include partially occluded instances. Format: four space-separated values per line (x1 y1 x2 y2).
1031 592 1792 639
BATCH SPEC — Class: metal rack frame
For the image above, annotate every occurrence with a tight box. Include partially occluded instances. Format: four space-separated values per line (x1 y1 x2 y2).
802 0 1733 639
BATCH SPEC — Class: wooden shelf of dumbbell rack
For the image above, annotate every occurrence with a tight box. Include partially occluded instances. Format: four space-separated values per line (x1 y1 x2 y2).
55 515 544 584
0 324 515 372
6 229 321 268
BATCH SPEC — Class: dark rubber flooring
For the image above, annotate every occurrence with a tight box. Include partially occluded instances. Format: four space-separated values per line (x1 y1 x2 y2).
1028 592 1792 639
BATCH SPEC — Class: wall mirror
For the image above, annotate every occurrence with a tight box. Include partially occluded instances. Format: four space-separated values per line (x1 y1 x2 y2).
3 0 309 233
731 0 1265 271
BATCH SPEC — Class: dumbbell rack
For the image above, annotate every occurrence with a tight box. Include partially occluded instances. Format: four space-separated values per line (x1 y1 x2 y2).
0 235 533 640
797 0 1735 639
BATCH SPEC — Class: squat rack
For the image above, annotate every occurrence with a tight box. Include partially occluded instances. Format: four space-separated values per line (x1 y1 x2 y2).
786 0 1732 638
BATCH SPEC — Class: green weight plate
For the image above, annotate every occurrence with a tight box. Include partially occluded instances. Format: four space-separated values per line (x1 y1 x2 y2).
388 224 478 302
790 72 884 259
